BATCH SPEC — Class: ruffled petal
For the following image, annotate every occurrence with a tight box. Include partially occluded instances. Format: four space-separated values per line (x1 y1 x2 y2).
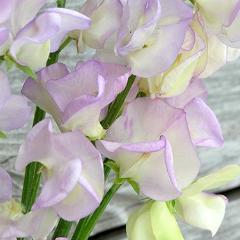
116 0 161 55
54 182 101 221
122 137 181 200
33 159 82 209
184 164 240 196
185 97 224 147
15 119 54 172
46 60 129 138
165 78 207 108
0 167 12 202
11 8 91 69
176 192 227 236
81 0 122 49
128 0 193 77
164 114 200 189
11 0 47 35
22 63 69 124
104 98 182 142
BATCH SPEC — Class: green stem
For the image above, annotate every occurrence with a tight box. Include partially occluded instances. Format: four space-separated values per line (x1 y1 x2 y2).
101 75 136 129
57 0 66 7
52 219 73 239
71 183 122 240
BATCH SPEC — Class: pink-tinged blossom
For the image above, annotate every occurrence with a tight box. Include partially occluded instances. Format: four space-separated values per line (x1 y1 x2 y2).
22 60 130 139
0 167 58 240
165 79 224 148
0 70 31 131
0 0 91 70
80 0 193 78
96 97 200 201
15 119 104 221
138 15 206 97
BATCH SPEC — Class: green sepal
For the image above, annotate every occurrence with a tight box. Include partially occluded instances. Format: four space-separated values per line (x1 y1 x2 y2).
127 179 140 194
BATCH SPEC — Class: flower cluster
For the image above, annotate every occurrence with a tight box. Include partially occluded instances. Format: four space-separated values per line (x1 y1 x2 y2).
1 0 240 239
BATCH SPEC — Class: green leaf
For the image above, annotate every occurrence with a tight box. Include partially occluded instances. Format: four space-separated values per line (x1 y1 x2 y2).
0 131 7 139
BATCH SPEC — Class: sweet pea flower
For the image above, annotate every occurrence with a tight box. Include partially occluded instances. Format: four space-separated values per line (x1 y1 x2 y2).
195 0 240 48
0 167 58 239
22 60 130 139
15 119 104 221
127 165 240 240
138 15 206 97
0 70 31 132
79 0 193 78
96 97 200 201
0 0 91 71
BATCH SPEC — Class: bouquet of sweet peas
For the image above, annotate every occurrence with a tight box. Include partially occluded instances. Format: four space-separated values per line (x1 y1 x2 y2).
1 0 240 239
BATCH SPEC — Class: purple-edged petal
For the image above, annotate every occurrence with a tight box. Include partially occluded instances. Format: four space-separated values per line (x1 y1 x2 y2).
165 78 207 109
128 0 193 77
176 192 227 236
11 8 90 69
163 114 200 189
185 97 224 147
22 63 69 124
123 137 181 201
16 208 58 239
33 159 82 209
0 167 12 202
10 0 47 35
54 182 101 221
104 98 182 142
15 119 54 172
45 60 129 138
81 0 122 49
42 8 91 52
96 138 166 177
0 95 32 131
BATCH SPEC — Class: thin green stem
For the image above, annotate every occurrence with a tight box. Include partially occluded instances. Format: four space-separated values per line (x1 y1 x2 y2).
71 183 122 240
52 219 73 239
101 75 136 129
47 37 71 65
57 0 66 7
